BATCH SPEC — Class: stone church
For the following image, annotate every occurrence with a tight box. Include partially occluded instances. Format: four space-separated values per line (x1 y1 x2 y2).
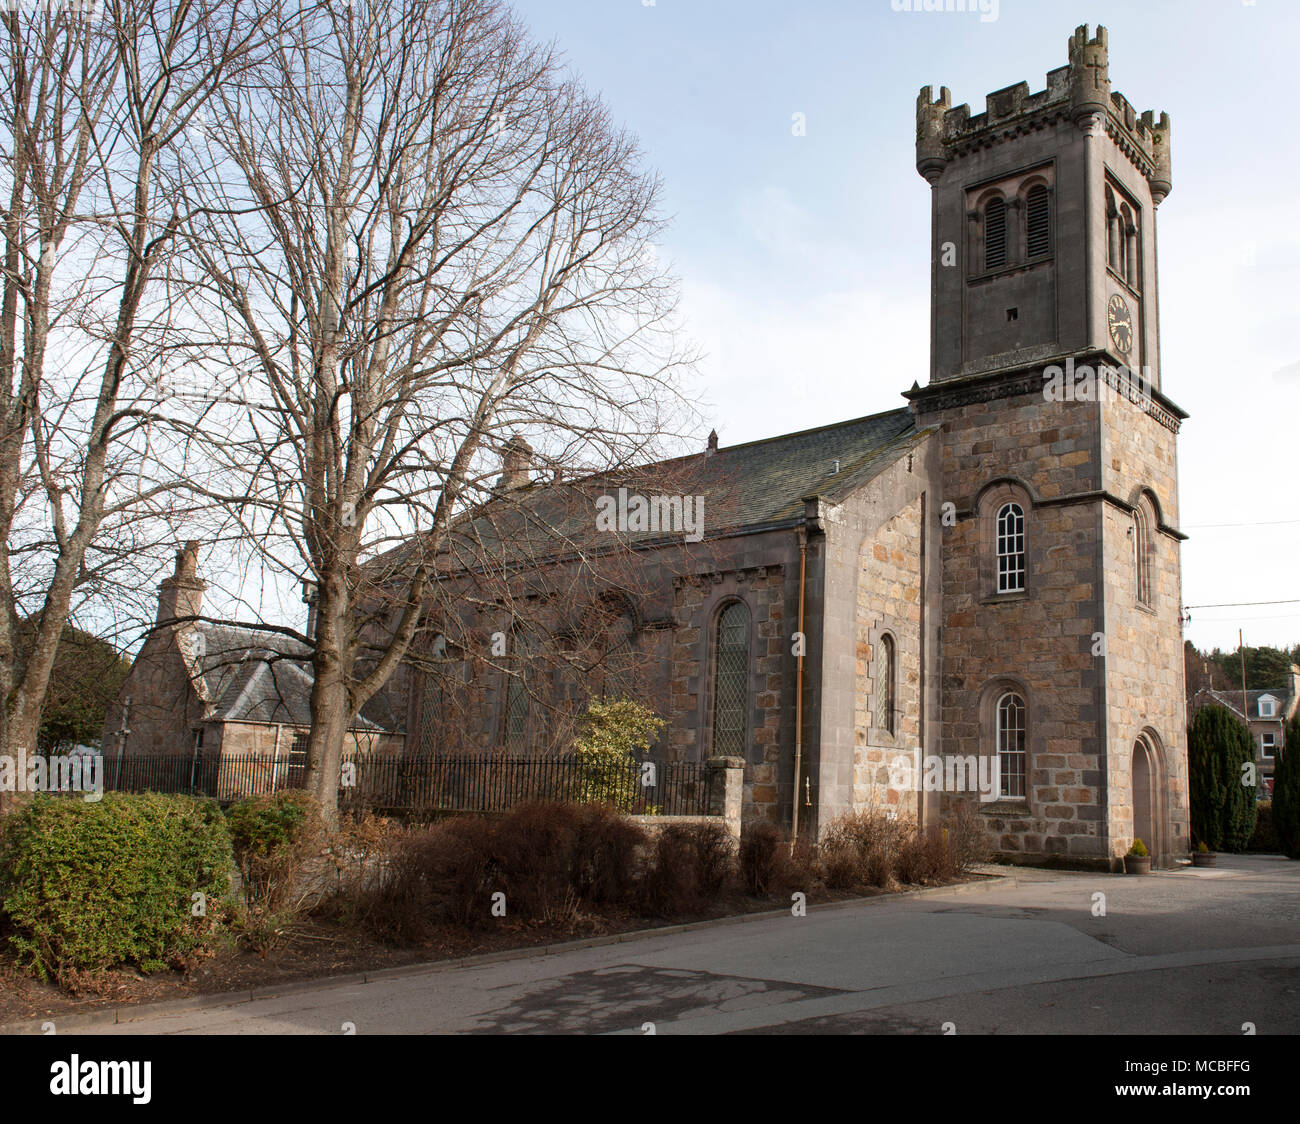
384 23 1189 871
112 26 1191 872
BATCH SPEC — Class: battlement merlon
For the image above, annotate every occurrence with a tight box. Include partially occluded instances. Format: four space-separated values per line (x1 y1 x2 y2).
914 24 1173 203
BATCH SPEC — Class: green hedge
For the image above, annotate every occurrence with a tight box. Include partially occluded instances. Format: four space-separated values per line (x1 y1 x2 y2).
0 792 233 982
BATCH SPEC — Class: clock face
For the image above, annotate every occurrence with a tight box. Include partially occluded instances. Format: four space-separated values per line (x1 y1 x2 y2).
1107 293 1133 355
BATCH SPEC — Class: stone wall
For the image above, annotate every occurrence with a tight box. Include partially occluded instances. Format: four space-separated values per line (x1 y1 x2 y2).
1098 389 1188 867
854 494 925 817
915 383 1111 868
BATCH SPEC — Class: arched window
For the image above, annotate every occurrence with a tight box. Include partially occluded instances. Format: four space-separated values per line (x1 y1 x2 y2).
984 196 1007 271
1106 187 1121 272
1025 185 1051 258
504 674 528 747
876 634 897 736
996 692 1027 798
1122 204 1139 287
712 601 751 756
1134 505 1152 607
502 626 533 749
415 634 448 755
996 502 1026 593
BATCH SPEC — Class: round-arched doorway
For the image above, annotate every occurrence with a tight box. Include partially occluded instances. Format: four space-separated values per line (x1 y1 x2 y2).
1132 734 1164 867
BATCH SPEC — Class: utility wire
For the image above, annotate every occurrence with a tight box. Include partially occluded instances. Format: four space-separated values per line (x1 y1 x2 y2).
1183 599 1300 609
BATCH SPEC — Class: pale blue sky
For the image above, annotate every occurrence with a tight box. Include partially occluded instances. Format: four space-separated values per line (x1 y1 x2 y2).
508 0 1300 657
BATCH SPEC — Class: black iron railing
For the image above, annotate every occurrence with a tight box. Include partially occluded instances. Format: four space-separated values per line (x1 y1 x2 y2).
102 750 710 817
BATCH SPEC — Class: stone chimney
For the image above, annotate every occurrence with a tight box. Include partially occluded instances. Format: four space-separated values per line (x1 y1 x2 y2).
706 429 718 455
156 540 206 626
1289 664 1300 716
497 434 533 492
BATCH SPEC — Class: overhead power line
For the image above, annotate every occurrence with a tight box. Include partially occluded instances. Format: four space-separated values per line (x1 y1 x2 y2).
1183 599 1300 609
1183 519 1300 529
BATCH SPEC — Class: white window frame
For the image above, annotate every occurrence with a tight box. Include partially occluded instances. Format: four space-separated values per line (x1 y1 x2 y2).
996 691 1027 799
1259 696 1276 718
1261 733 1276 759
996 502 1026 593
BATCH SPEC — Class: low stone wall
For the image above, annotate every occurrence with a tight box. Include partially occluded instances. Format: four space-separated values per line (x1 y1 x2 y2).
627 754 744 843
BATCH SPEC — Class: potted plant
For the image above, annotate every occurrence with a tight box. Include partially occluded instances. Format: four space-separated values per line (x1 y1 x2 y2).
1192 841 1216 867
1124 838 1151 874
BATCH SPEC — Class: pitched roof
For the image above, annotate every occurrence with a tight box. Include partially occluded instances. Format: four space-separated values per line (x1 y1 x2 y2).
180 624 398 731
374 407 923 574
1193 686 1293 722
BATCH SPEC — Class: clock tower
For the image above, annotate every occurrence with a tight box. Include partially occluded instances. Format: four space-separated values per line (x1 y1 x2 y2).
906 26 1190 871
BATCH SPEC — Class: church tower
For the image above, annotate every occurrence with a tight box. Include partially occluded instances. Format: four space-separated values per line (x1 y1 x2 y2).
908 26 1189 870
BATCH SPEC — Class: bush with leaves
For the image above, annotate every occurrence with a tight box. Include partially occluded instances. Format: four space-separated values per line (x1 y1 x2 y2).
224 791 323 912
572 698 665 813
1274 716 1300 859
0 793 232 984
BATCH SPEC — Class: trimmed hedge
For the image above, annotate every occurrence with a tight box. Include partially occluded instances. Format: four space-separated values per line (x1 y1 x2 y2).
0 792 232 983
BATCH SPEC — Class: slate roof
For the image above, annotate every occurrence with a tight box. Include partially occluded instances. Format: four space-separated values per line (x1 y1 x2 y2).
1194 687 1293 722
180 624 398 731
374 406 924 574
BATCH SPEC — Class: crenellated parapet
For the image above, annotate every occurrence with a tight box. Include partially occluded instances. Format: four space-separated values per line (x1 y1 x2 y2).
915 24 1172 202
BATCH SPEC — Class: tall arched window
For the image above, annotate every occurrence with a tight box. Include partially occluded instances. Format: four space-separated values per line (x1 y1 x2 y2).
1026 185 1051 258
1106 187 1121 272
416 634 447 755
1119 203 1135 286
984 196 1007 270
712 601 751 757
1134 500 1154 608
997 692 1027 798
876 634 896 736
502 626 533 749
996 502 1026 593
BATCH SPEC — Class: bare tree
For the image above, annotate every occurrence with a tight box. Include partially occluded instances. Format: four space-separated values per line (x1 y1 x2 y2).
0 0 277 799
177 0 695 819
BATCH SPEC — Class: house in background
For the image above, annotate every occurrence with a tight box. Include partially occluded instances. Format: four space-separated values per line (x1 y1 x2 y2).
1189 667 1299 797
102 543 402 794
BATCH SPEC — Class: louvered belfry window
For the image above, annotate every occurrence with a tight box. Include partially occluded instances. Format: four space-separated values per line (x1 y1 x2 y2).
712 601 750 757
1026 185 1051 258
984 196 1007 270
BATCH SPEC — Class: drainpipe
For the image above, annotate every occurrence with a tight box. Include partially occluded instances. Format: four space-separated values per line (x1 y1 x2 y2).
790 527 808 849
271 723 282 794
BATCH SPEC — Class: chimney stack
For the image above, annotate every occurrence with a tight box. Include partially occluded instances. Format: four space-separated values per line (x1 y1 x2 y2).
157 540 205 627
497 434 533 492
706 429 718 455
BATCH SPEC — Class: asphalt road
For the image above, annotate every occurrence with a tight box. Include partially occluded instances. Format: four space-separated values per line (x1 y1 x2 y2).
89 853 1300 1035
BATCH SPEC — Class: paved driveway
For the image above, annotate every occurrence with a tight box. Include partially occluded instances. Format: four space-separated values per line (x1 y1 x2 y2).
88 854 1300 1035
